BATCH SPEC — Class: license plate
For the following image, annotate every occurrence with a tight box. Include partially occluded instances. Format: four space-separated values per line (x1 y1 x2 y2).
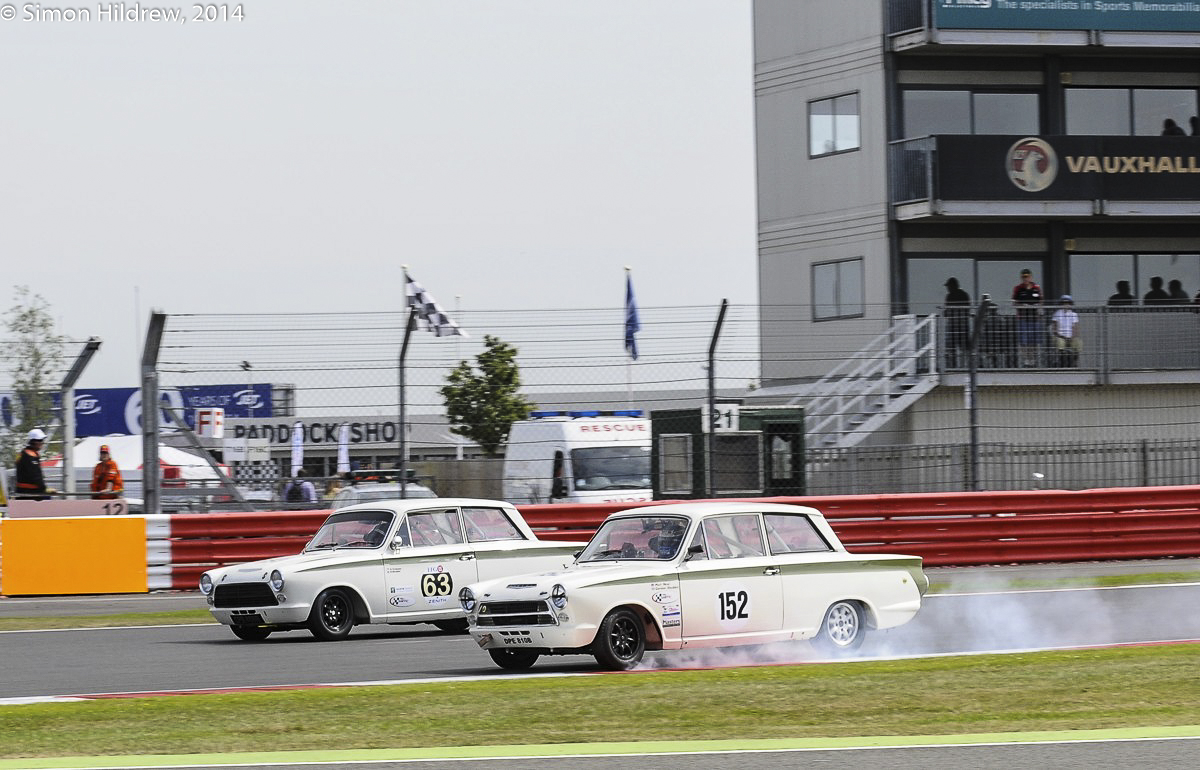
231 613 264 626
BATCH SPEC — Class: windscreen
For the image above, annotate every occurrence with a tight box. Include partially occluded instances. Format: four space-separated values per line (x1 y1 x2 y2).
307 510 394 550
571 446 651 491
578 515 689 561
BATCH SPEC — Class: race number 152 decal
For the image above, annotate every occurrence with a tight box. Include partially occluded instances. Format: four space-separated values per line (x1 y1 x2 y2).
719 590 748 621
421 572 454 597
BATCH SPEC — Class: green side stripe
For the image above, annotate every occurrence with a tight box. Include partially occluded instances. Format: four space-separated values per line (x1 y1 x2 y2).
3 726 1198 769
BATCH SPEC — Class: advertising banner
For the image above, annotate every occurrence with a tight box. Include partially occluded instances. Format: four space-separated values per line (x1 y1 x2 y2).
935 135 1200 200
66 384 273 437
935 0 1200 33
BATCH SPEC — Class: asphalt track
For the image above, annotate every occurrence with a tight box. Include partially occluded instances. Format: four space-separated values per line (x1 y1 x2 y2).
2 563 1199 768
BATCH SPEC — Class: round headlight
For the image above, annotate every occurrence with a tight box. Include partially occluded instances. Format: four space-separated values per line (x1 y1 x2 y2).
199 573 213 595
459 587 476 613
551 583 568 609
269 570 284 592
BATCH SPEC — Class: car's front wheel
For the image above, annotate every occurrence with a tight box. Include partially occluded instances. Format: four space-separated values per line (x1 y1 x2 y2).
813 600 865 654
488 648 540 670
307 588 355 641
432 619 469 634
593 608 645 670
230 625 272 641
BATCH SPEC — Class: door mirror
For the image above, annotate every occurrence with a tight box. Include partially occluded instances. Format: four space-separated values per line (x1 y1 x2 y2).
684 543 705 561
551 477 567 498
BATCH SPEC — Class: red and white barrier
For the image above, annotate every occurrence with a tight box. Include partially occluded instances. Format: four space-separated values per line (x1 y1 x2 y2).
6 486 1200 595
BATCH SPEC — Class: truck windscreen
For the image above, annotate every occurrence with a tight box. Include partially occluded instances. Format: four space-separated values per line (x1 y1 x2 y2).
571 446 651 491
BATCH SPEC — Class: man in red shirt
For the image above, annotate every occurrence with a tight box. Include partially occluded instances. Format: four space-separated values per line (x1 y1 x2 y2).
1012 268 1043 367
90 444 124 500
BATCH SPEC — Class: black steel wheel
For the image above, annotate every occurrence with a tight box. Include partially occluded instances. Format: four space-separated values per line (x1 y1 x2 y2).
813 600 865 654
488 648 540 670
230 625 271 641
593 608 645 670
432 619 470 634
307 588 355 641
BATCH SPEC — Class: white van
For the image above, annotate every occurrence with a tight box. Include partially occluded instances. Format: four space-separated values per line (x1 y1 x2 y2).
501 410 652 504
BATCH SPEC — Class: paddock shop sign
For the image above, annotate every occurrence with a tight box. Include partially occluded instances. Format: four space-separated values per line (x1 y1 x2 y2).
935 0 1200 32
936 135 1200 200
230 420 400 448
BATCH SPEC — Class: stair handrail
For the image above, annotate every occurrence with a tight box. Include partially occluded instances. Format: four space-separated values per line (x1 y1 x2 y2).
798 314 939 444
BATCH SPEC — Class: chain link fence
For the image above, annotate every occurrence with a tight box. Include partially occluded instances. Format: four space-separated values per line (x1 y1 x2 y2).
8 300 1200 508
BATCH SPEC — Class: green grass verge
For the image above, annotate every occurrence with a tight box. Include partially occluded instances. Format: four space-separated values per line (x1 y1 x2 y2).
0 610 214 632
925 571 1200 594
2 644 1198 759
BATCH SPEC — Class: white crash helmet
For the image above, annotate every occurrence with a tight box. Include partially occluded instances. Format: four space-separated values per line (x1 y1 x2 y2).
28 428 47 442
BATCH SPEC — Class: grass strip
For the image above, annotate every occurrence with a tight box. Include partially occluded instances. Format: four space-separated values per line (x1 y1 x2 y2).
925 571 1200 593
0 610 214 632
2 644 1197 759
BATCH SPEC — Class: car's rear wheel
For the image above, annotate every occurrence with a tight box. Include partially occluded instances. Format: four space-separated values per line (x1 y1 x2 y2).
814 600 865 653
433 619 469 634
593 608 645 670
488 648 540 670
230 625 272 641
308 588 355 641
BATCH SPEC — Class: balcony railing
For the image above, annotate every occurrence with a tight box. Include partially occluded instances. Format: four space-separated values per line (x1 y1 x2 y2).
937 304 1200 375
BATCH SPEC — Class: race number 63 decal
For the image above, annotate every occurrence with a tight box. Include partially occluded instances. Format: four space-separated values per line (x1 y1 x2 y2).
421 572 454 597
718 590 749 621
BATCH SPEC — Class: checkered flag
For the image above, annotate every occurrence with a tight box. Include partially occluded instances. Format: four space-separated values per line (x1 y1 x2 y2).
404 269 467 337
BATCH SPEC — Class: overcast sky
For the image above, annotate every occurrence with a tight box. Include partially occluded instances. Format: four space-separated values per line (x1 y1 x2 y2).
0 0 758 389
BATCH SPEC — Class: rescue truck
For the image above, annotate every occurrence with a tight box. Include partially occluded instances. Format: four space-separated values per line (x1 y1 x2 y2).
501 410 652 504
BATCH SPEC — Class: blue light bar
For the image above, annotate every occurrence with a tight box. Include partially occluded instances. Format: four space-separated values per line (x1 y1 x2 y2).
612 409 643 417
568 410 601 418
530 411 565 418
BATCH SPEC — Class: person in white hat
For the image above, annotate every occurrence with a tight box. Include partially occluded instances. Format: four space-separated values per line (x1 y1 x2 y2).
1050 295 1081 368
15 428 53 500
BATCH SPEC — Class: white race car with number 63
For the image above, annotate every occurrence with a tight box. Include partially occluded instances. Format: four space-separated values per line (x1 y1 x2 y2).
199 499 583 641
462 502 928 670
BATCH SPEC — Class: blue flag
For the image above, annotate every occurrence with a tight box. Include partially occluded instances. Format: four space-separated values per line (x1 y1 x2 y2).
624 272 641 360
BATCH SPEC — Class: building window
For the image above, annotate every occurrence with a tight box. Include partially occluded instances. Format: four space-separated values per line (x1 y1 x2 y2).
902 90 1039 138
809 93 860 157
813 258 864 320
1065 88 1198 136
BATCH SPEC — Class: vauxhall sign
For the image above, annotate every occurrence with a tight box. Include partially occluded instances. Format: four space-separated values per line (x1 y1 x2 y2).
936 135 1200 200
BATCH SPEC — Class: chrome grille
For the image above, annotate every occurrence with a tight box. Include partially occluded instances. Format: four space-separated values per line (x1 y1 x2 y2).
476 600 556 627
213 582 278 608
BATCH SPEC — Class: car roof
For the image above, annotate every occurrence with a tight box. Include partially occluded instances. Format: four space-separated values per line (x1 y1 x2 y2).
606 501 824 519
333 497 518 514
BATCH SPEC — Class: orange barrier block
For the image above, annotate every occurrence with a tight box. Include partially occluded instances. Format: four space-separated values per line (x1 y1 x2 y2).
0 517 147 596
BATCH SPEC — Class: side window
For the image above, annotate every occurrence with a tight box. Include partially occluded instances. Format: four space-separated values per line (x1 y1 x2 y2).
462 507 524 542
701 514 766 559
764 513 831 554
393 518 411 548
408 508 465 547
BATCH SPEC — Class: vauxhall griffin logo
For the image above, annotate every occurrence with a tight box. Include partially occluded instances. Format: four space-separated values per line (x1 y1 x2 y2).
1007 137 1058 193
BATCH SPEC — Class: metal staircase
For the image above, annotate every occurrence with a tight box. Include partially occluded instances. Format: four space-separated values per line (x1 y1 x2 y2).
789 314 940 449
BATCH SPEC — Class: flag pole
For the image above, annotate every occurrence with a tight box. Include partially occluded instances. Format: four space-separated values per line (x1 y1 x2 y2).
624 266 635 409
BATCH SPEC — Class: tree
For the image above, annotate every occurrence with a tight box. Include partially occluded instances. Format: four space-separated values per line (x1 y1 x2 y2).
3 286 65 462
439 335 534 457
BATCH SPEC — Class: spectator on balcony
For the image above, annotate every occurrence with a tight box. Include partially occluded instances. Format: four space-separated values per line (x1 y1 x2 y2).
943 277 971 368
1162 118 1186 136
1144 276 1170 305
1168 279 1190 305
1107 280 1136 307
1050 295 1081 368
1012 268 1043 367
